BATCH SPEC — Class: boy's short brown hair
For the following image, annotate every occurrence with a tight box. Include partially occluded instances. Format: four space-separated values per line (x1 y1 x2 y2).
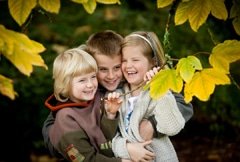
86 30 123 58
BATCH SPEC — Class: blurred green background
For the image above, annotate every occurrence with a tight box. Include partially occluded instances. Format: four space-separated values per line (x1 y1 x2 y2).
0 0 240 161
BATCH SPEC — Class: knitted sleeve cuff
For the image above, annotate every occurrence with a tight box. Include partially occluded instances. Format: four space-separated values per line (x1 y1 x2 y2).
112 134 130 159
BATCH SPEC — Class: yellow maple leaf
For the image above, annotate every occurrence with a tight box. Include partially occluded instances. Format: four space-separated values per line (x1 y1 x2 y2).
0 25 47 76
39 0 60 13
8 0 37 26
188 0 211 32
149 69 183 99
83 0 97 14
174 1 191 25
157 0 174 8
176 56 202 83
184 68 231 103
0 75 17 100
209 40 240 74
175 0 211 31
175 0 227 32
209 0 227 20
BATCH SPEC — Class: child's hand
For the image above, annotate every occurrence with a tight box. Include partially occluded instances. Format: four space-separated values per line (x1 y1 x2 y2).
127 141 155 162
104 92 122 119
144 66 160 84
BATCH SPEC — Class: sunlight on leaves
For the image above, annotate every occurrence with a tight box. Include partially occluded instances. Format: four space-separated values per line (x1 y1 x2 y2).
0 75 17 100
39 0 60 13
157 0 174 8
209 40 240 74
0 25 47 76
184 68 231 103
176 56 202 83
8 0 37 26
149 69 183 99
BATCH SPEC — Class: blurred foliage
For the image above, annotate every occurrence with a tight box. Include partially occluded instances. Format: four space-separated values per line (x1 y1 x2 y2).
0 0 240 161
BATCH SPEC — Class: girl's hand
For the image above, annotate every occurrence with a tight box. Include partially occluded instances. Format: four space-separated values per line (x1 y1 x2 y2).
127 141 155 162
104 92 122 119
144 66 160 84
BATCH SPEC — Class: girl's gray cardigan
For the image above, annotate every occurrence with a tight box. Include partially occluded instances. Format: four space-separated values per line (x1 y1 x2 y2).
112 84 185 162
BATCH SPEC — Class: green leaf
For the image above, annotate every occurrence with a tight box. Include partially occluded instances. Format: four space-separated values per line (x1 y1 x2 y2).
39 0 60 13
83 0 97 14
176 56 202 83
8 0 37 26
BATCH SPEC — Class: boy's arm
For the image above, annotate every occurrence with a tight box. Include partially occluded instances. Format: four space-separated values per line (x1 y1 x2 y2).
140 92 193 140
42 112 62 157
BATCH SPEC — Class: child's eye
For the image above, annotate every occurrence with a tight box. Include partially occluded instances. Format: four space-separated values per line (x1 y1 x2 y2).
99 68 108 72
92 75 97 79
114 65 121 71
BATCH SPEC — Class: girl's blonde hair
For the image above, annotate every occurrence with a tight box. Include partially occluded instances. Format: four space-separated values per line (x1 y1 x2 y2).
53 45 98 102
122 31 166 68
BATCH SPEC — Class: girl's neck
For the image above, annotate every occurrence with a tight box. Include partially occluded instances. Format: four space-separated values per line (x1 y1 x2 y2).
130 86 141 97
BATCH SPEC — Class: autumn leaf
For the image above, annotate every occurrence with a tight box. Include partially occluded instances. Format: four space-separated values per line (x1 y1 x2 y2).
97 0 121 4
148 69 183 99
8 0 37 26
184 68 231 103
39 0 60 13
233 17 240 36
157 0 174 8
0 25 47 76
176 56 202 83
209 40 240 74
230 0 240 35
209 0 227 20
175 0 211 31
0 75 17 100
71 0 88 3
174 1 192 25
83 0 97 14
175 0 227 32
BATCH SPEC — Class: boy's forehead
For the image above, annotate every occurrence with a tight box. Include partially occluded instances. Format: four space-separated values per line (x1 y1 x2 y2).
94 53 122 61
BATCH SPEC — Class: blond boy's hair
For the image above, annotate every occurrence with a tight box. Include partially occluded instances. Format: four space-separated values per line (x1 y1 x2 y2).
53 45 98 102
